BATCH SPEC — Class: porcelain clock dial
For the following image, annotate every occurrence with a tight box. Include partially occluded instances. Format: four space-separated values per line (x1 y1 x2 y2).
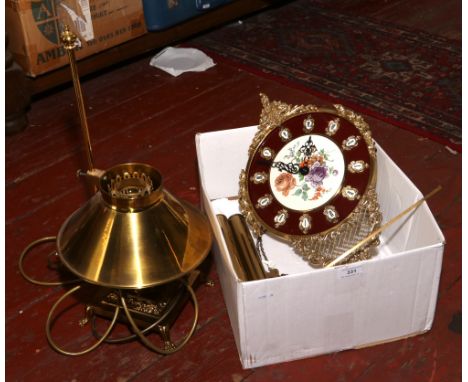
269 134 345 212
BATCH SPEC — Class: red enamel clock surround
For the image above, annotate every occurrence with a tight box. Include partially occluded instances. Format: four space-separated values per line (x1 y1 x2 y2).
246 112 372 237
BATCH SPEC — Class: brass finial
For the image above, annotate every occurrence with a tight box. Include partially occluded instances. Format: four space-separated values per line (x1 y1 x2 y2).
60 25 78 51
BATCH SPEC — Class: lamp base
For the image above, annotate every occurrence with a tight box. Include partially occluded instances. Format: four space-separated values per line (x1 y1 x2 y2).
19 236 212 356
88 271 200 351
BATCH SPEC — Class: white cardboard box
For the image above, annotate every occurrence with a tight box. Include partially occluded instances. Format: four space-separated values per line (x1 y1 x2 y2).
195 125 445 369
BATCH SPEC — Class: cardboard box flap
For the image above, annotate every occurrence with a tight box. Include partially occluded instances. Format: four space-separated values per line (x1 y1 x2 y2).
196 128 254 200
237 244 443 368
376 146 445 253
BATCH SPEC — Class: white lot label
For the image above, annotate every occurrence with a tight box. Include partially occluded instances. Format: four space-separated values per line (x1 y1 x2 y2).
337 265 363 279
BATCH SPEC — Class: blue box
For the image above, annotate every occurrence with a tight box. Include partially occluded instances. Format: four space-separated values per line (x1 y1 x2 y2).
143 0 232 31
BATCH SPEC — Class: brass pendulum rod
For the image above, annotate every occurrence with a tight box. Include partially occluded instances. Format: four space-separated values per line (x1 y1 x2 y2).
60 25 94 171
325 185 442 268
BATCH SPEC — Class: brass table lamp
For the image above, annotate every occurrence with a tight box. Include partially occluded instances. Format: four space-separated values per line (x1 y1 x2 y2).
19 26 212 356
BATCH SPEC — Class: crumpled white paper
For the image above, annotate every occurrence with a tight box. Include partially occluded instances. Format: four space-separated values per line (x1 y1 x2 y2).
149 47 216 77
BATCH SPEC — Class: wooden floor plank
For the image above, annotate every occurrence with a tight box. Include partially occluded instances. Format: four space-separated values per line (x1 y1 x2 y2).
5 65 244 182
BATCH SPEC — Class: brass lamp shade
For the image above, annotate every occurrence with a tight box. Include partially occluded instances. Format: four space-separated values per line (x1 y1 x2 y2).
57 163 212 289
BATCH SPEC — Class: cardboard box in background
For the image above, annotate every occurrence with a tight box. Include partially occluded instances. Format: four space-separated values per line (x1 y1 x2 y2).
6 0 147 77
196 126 445 369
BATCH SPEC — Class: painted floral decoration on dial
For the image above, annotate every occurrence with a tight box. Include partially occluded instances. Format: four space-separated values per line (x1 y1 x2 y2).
270 134 344 212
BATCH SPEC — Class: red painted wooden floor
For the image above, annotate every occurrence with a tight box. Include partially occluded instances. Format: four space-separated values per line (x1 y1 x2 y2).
5 2 461 380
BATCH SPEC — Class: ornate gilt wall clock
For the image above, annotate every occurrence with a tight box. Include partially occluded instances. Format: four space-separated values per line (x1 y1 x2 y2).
239 95 382 267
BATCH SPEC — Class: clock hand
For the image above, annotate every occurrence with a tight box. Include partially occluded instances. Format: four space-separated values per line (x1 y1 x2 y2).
271 161 300 174
300 136 317 157
298 136 318 175
272 137 317 175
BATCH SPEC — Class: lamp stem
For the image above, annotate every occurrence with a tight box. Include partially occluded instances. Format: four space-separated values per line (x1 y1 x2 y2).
60 25 94 171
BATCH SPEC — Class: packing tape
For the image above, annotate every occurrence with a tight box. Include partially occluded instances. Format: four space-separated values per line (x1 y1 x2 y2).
59 0 94 41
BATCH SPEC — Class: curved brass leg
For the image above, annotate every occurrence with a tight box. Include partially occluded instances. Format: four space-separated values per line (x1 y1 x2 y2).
46 285 119 356
120 281 199 354
18 236 80 286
